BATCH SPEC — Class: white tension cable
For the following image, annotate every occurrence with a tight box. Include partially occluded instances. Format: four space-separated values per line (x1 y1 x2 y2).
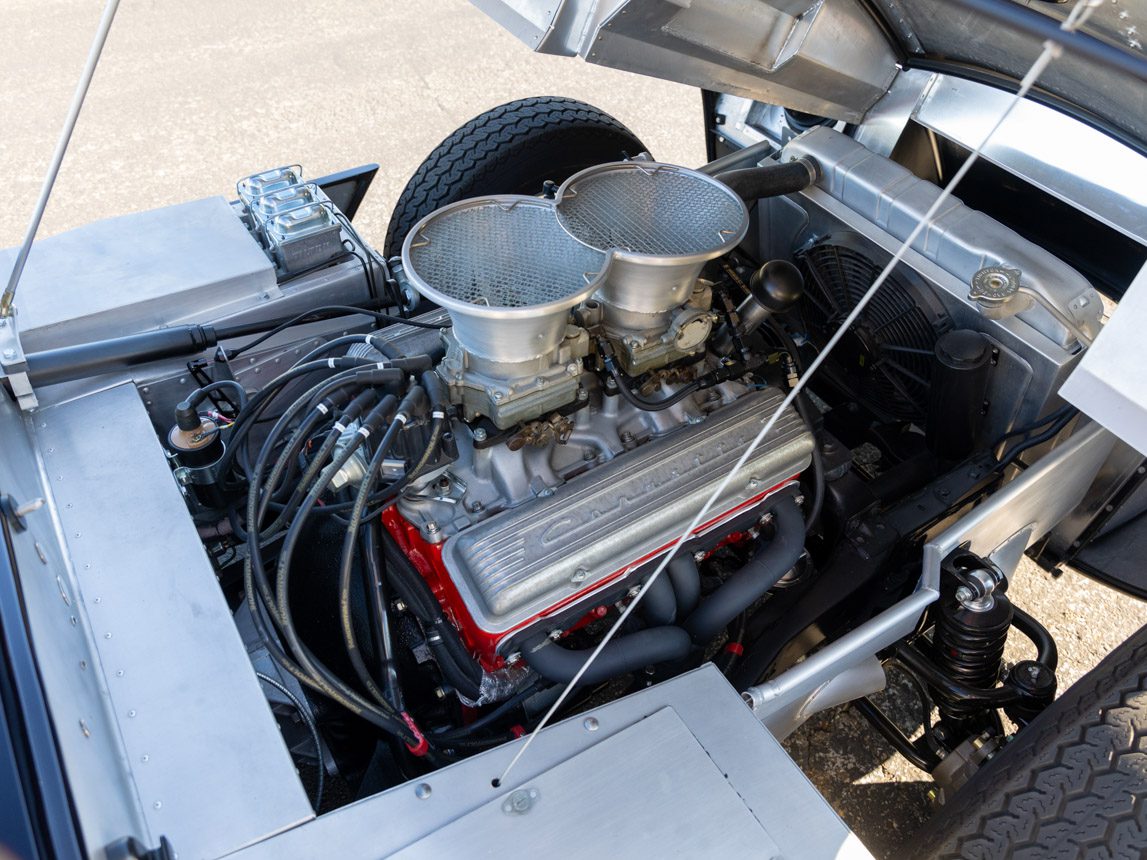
494 0 1102 789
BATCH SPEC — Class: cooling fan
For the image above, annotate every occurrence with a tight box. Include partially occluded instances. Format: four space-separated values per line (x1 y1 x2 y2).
795 234 951 422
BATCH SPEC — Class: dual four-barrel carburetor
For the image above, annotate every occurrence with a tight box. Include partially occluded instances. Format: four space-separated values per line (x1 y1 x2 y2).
400 160 750 431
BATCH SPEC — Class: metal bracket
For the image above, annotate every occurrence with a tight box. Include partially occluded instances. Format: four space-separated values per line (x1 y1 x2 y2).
0 314 37 411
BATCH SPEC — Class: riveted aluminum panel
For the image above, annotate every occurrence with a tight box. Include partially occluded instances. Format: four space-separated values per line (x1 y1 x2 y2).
31 382 312 858
229 665 870 859
394 707 777 858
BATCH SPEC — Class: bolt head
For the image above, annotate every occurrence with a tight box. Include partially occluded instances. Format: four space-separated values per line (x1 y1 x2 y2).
2 348 15 360
472 427 488 442
955 585 974 604
570 568 588 584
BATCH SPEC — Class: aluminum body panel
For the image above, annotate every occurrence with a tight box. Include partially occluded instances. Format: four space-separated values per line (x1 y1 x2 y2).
396 707 777 857
474 0 898 122
783 127 1103 346
870 0 1147 148
3 197 275 352
747 421 1116 734
1062 262 1147 457
0 395 146 853
914 75 1147 244
440 386 813 637
231 665 870 859
29 383 312 858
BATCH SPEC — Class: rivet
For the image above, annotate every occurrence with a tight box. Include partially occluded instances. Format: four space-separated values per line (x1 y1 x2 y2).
583 716 599 732
414 783 432 799
128 710 137 718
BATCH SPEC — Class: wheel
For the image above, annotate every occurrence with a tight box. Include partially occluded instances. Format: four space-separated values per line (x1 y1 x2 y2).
916 620 1147 858
382 96 648 257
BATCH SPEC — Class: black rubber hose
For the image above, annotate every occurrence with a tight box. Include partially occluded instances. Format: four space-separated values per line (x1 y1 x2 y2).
682 491 805 645
605 362 701 411
998 408 1078 465
425 631 482 701
362 521 402 711
380 532 483 693
641 572 677 626
523 627 692 687
714 158 817 203
433 679 546 741
667 555 701 617
1011 605 1059 672
183 379 248 411
764 318 824 530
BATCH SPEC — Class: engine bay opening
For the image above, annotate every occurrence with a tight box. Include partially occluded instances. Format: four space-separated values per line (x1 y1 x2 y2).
116 129 1099 818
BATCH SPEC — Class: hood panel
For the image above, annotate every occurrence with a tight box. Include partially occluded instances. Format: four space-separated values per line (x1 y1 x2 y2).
873 0 1147 152
474 0 898 122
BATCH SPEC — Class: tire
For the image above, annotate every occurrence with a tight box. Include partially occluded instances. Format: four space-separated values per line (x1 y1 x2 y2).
916 621 1147 859
382 96 648 257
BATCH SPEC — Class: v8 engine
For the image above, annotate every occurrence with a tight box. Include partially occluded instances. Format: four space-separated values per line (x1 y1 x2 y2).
382 160 815 675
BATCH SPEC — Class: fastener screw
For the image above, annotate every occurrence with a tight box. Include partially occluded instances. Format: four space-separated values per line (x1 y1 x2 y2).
472 427 488 443
583 716 599 732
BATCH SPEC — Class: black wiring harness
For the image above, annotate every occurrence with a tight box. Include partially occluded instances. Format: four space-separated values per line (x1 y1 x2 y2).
189 332 468 763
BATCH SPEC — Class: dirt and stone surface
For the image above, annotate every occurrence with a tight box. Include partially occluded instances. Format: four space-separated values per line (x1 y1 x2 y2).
5 3 1145 856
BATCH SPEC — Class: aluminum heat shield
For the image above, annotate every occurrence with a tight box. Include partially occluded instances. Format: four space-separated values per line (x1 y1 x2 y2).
440 387 813 644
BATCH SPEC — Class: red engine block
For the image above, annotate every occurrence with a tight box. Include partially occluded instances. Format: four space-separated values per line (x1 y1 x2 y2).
381 476 797 670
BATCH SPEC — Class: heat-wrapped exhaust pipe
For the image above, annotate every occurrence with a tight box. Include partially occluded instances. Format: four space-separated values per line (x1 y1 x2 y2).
683 490 806 645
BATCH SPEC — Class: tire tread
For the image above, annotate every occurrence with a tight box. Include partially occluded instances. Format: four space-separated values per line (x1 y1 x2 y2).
382 96 645 256
918 622 1147 859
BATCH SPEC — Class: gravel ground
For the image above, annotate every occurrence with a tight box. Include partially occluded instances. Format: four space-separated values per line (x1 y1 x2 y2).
4 2 1145 855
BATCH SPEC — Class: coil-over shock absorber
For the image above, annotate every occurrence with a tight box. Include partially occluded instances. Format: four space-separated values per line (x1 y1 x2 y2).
930 549 1013 737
